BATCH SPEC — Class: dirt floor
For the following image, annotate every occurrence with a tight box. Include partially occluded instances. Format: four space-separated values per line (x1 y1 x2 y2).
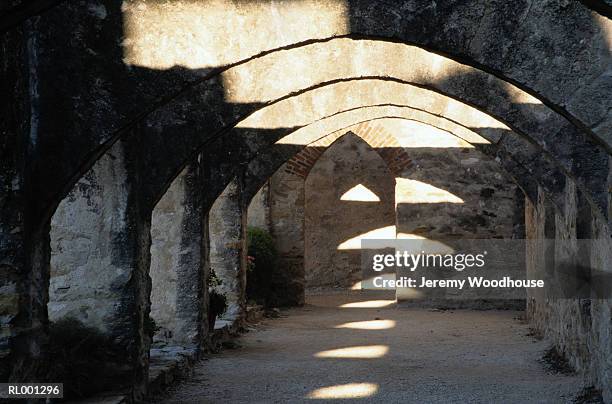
156 291 584 403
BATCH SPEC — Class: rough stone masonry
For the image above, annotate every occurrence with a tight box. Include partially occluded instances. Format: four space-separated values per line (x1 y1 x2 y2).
0 0 610 401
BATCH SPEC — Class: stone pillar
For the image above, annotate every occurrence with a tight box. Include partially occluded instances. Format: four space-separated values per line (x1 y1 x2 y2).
50 143 131 331
268 168 306 306
209 177 247 322
150 161 206 347
247 181 271 232
0 24 47 382
525 186 556 327
48 140 151 400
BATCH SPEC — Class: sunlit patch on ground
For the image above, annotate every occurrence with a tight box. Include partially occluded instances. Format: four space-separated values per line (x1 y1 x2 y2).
306 383 379 399
334 319 396 330
314 345 389 359
339 299 396 308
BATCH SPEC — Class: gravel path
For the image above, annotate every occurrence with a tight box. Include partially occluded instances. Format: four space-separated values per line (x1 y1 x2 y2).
156 292 583 403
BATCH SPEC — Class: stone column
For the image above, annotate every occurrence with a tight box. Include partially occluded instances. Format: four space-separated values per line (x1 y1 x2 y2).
48 140 151 400
0 24 46 382
209 177 247 323
268 168 306 306
150 161 207 347
247 181 271 232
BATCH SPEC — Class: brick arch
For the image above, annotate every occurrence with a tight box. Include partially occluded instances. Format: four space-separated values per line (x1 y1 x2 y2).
284 122 413 178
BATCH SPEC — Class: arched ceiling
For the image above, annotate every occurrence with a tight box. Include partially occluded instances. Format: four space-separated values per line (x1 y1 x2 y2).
29 8 609 229
132 43 607 223
239 111 566 218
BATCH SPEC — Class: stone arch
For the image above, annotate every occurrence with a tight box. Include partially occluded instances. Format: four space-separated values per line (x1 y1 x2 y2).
234 94 567 217
24 31 609 229
242 115 523 305
285 121 413 178
4 7 611 394
39 80 580 396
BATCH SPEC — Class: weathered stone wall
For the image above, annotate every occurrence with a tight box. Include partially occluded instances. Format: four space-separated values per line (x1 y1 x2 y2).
395 147 518 240
48 139 156 399
49 142 130 333
2 0 610 394
394 132 522 307
150 172 182 342
304 133 396 288
526 180 612 402
267 167 306 306
150 161 206 347
247 181 270 232
0 22 35 381
149 172 179 339
262 127 520 293
209 179 247 321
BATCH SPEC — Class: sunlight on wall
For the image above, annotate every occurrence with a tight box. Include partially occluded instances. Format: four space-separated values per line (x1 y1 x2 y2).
220 38 544 111
600 15 612 51
307 383 379 399
340 184 380 202
337 225 455 252
334 319 396 330
337 225 396 250
383 120 474 148
241 80 508 136
396 178 464 204
396 238 454 256
339 300 396 308
314 345 389 359
503 82 544 105
395 287 425 299
274 107 489 147
352 273 397 290
122 0 348 69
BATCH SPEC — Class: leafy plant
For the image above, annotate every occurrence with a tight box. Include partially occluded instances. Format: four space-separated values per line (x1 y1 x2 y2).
246 227 278 305
208 267 228 328
208 267 223 288
209 289 228 318
144 315 159 338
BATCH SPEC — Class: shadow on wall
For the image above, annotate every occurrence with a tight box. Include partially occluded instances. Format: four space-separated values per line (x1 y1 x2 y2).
293 130 519 290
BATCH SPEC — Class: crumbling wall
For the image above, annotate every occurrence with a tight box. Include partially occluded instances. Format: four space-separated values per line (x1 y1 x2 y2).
150 171 183 341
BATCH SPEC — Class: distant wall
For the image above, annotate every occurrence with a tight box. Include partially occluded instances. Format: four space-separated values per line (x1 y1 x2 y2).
250 131 521 293
305 133 395 288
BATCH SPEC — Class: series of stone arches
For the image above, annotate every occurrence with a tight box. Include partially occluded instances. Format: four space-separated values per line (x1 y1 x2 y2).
2 1 611 400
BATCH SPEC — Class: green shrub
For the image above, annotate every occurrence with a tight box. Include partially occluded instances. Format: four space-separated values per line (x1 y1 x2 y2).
246 227 278 305
144 315 159 338
208 267 223 288
209 289 228 317
207 268 228 328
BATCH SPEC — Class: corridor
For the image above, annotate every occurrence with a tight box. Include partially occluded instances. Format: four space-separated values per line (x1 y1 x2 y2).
3 1 611 401
158 292 582 403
